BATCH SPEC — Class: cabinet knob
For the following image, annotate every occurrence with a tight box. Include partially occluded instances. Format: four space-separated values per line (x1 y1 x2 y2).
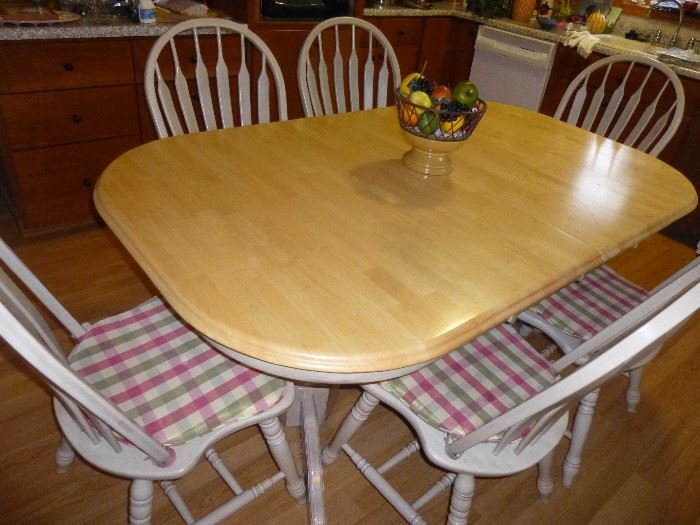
64 63 74 72
189 56 197 64
82 178 92 188
72 114 82 123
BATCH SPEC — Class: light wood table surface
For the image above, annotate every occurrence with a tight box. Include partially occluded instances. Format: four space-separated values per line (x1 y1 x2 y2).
95 104 696 525
95 104 696 378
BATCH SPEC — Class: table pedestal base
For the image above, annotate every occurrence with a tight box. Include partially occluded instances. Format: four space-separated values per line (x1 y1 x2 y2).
284 386 330 427
301 388 326 525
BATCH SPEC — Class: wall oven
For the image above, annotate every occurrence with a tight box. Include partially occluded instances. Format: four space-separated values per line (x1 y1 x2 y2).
260 0 351 20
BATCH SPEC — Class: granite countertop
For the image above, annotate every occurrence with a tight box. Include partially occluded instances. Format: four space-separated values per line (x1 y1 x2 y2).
367 1 700 80
0 14 179 39
1 1 698 79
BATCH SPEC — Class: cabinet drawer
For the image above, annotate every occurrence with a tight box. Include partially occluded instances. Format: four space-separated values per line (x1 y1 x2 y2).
377 18 424 47
12 136 141 232
0 40 134 93
132 35 243 84
1 86 139 150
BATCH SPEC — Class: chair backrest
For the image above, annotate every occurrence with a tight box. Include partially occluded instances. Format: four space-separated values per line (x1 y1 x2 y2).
0 241 170 465
298 16 401 117
145 18 288 139
446 258 700 458
554 54 685 157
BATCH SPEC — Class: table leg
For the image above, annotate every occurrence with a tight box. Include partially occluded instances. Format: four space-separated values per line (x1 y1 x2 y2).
301 388 326 525
284 386 330 427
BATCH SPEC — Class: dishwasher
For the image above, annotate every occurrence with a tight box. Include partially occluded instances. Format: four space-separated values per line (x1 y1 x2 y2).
470 26 558 111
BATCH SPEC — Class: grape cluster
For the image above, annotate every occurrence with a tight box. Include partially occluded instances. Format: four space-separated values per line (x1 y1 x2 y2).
439 99 469 121
408 76 433 95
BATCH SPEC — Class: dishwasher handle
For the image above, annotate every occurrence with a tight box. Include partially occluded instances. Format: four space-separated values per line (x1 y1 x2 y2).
474 36 554 69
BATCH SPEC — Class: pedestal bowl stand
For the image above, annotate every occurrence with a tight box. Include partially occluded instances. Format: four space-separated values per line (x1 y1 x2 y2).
396 93 487 176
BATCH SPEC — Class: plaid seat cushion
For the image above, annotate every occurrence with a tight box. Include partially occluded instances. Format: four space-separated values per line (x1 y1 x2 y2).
381 324 557 439
525 265 649 341
68 297 286 446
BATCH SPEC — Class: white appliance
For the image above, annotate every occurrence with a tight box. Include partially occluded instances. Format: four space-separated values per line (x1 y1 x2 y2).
470 26 558 112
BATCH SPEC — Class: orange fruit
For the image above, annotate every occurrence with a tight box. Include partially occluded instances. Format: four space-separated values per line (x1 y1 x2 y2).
400 105 418 126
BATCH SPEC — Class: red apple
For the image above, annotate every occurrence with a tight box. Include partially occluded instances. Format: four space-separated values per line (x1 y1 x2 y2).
432 84 452 101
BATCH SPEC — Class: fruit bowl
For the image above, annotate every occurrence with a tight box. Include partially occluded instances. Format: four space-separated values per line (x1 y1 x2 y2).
396 90 487 176
537 16 558 30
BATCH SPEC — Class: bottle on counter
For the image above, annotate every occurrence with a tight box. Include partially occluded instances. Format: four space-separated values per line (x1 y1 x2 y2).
138 0 156 23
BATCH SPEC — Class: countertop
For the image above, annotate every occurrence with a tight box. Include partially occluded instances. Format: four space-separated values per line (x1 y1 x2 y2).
365 1 700 80
1 2 698 80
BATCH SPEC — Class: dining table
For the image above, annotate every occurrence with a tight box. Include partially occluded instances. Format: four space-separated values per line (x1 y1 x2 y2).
94 103 696 524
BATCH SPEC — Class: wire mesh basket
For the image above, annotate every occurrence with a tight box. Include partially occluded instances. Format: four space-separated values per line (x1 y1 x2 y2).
396 91 487 143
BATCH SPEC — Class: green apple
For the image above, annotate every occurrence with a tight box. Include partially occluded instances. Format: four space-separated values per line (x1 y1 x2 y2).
418 111 439 135
453 81 479 108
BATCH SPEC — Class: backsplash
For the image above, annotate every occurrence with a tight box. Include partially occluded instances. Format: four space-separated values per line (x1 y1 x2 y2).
613 12 700 47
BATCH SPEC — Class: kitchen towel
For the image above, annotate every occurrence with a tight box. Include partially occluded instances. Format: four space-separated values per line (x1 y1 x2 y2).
565 31 600 58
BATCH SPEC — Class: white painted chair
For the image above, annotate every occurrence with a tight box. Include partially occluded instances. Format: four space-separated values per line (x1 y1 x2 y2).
554 54 685 157
145 18 287 138
517 55 687 486
0 237 305 524
298 16 401 117
321 263 700 524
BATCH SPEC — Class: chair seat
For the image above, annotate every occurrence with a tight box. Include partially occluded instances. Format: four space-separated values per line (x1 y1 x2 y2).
380 324 557 439
69 297 286 446
524 265 649 341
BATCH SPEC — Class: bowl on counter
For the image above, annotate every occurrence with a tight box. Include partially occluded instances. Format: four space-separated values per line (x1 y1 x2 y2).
396 90 487 176
537 16 558 30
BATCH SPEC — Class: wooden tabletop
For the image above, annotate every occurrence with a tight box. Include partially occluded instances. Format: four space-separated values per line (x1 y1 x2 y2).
95 104 697 374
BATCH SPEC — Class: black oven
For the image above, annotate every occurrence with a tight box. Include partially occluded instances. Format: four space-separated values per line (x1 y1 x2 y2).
260 0 351 20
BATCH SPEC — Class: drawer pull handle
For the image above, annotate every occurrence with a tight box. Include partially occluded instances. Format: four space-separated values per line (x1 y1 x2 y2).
72 114 82 123
82 178 92 188
64 63 74 72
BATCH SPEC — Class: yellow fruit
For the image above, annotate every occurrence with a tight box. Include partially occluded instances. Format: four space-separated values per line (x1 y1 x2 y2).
586 12 606 34
399 73 424 97
440 115 465 134
408 90 432 116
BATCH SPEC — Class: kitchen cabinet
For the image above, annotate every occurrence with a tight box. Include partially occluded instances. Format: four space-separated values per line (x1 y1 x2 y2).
0 39 140 234
366 16 424 79
0 34 257 233
418 17 478 87
253 27 315 119
132 34 252 141
541 45 700 247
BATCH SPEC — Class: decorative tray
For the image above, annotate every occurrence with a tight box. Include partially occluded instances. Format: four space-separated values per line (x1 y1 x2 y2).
0 6 80 25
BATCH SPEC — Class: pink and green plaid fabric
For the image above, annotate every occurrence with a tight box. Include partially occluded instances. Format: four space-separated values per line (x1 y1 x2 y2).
525 265 649 341
68 297 285 446
380 324 557 439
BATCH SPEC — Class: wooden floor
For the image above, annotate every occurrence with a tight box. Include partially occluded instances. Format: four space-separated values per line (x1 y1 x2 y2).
0 219 698 524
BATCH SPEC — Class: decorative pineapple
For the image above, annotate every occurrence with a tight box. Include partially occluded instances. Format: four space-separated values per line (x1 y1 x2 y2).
511 0 537 22
586 11 607 34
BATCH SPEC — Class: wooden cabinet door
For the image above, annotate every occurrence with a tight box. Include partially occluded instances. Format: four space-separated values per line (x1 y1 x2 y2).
255 28 314 120
12 136 140 232
367 17 424 78
418 17 478 87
